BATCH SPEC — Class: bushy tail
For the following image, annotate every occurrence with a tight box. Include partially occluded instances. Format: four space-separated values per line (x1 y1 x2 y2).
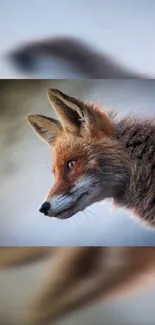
7 37 147 78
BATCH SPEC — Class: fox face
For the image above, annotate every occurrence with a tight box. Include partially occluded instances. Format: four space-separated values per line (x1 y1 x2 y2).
27 89 130 219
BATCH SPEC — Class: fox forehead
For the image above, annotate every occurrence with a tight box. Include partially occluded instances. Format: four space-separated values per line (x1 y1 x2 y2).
51 133 99 176
51 131 117 174
52 133 90 163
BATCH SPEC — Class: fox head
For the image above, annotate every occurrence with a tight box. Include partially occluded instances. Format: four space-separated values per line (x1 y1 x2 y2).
27 89 130 219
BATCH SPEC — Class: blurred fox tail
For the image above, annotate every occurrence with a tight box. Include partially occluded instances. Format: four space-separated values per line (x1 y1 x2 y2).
7 37 147 78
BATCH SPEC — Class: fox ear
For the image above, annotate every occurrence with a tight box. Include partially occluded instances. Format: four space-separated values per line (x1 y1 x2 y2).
26 114 62 145
47 88 86 134
47 89 113 137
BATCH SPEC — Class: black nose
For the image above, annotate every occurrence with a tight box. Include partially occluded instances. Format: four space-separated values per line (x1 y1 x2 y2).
39 202 51 215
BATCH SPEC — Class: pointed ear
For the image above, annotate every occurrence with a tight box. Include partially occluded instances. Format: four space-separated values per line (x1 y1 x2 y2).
47 88 86 134
47 89 114 137
26 114 62 145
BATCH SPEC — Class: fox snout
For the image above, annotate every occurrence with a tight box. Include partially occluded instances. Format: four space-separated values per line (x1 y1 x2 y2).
38 181 89 219
38 174 102 220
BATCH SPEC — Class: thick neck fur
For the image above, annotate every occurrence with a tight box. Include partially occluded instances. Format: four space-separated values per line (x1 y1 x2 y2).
112 113 155 226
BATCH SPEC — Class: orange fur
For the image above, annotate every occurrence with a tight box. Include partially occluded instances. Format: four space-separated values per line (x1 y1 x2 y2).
26 88 155 226
27 88 119 218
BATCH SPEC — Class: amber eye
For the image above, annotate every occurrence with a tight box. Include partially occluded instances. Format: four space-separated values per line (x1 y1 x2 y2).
67 160 77 171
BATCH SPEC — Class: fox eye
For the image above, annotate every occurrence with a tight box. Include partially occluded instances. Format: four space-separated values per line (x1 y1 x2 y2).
67 160 77 171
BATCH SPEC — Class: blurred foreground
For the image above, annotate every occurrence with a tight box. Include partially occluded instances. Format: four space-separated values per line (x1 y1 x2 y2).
0 247 155 325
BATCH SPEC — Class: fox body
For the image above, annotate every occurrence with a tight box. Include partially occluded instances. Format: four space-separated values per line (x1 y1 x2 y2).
27 88 155 227
0 247 155 325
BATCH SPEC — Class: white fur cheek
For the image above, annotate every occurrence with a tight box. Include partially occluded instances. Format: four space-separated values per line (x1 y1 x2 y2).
72 176 97 194
48 175 98 214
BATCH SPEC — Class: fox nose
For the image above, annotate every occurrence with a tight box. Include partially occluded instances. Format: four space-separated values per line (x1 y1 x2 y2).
39 201 51 215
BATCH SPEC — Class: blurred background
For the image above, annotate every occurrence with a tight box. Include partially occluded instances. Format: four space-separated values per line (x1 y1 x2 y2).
0 0 155 78
0 248 155 325
0 79 155 245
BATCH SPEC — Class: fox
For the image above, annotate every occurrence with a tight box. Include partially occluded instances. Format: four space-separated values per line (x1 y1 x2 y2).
0 247 155 325
7 37 151 78
27 88 155 228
